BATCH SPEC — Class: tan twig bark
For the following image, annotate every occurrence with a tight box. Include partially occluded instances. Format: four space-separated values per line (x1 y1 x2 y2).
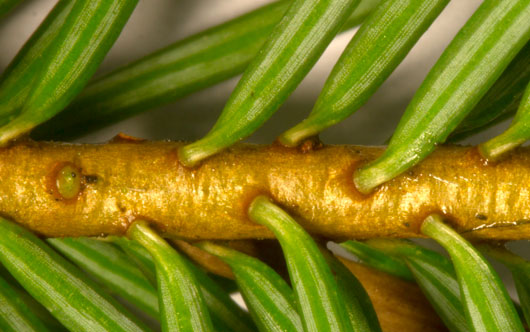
1 140 529 240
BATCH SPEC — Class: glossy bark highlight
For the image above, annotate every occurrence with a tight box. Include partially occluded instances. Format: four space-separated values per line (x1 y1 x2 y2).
1 141 530 240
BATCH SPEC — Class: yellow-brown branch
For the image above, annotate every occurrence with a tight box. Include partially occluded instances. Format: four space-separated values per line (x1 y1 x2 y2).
1 140 530 240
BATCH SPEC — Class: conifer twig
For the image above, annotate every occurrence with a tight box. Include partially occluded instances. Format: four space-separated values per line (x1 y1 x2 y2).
1 140 530 241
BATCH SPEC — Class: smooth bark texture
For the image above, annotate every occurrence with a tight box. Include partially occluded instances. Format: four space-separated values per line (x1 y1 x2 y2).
1 140 530 240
